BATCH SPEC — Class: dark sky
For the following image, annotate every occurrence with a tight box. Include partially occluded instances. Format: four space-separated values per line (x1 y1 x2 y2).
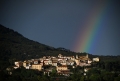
0 0 120 55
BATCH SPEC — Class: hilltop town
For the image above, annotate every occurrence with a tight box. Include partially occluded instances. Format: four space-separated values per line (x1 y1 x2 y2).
1 25 120 81
13 54 99 76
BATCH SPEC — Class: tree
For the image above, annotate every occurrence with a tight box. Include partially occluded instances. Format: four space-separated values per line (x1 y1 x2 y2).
114 76 120 81
50 68 57 77
89 74 101 81
103 72 114 81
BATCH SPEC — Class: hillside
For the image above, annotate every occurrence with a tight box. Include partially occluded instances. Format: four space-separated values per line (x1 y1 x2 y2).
1 24 119 62
0 24 84 61
0 24 120 70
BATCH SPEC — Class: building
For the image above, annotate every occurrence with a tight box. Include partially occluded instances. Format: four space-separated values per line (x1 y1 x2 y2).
58 54 63 58
14 61 23 68
23 61 31 69
93 57 99 62
75 59 80 66
31 64 42 71
56 65 68 72
52 58 58 66
44 60 52 65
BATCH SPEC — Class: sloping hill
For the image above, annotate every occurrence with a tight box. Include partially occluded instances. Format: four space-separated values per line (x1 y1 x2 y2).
1 24 120 70
0 24 82 61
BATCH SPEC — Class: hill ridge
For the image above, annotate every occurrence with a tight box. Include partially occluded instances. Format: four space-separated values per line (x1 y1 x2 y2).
0 24 84 61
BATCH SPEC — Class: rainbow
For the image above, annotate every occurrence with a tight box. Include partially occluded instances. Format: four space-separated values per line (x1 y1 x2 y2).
72 1 109 54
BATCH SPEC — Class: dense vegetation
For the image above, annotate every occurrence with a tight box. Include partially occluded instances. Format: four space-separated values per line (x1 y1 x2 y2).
0 24 94 68
1 60 120 81
0 24 87 60
0 24 120 81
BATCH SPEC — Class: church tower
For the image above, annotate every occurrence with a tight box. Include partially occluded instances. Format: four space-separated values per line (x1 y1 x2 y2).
86 54 88 58
76 55 78 59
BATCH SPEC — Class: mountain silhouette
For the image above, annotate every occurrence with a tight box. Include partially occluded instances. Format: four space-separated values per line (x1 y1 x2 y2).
0 24 81 61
